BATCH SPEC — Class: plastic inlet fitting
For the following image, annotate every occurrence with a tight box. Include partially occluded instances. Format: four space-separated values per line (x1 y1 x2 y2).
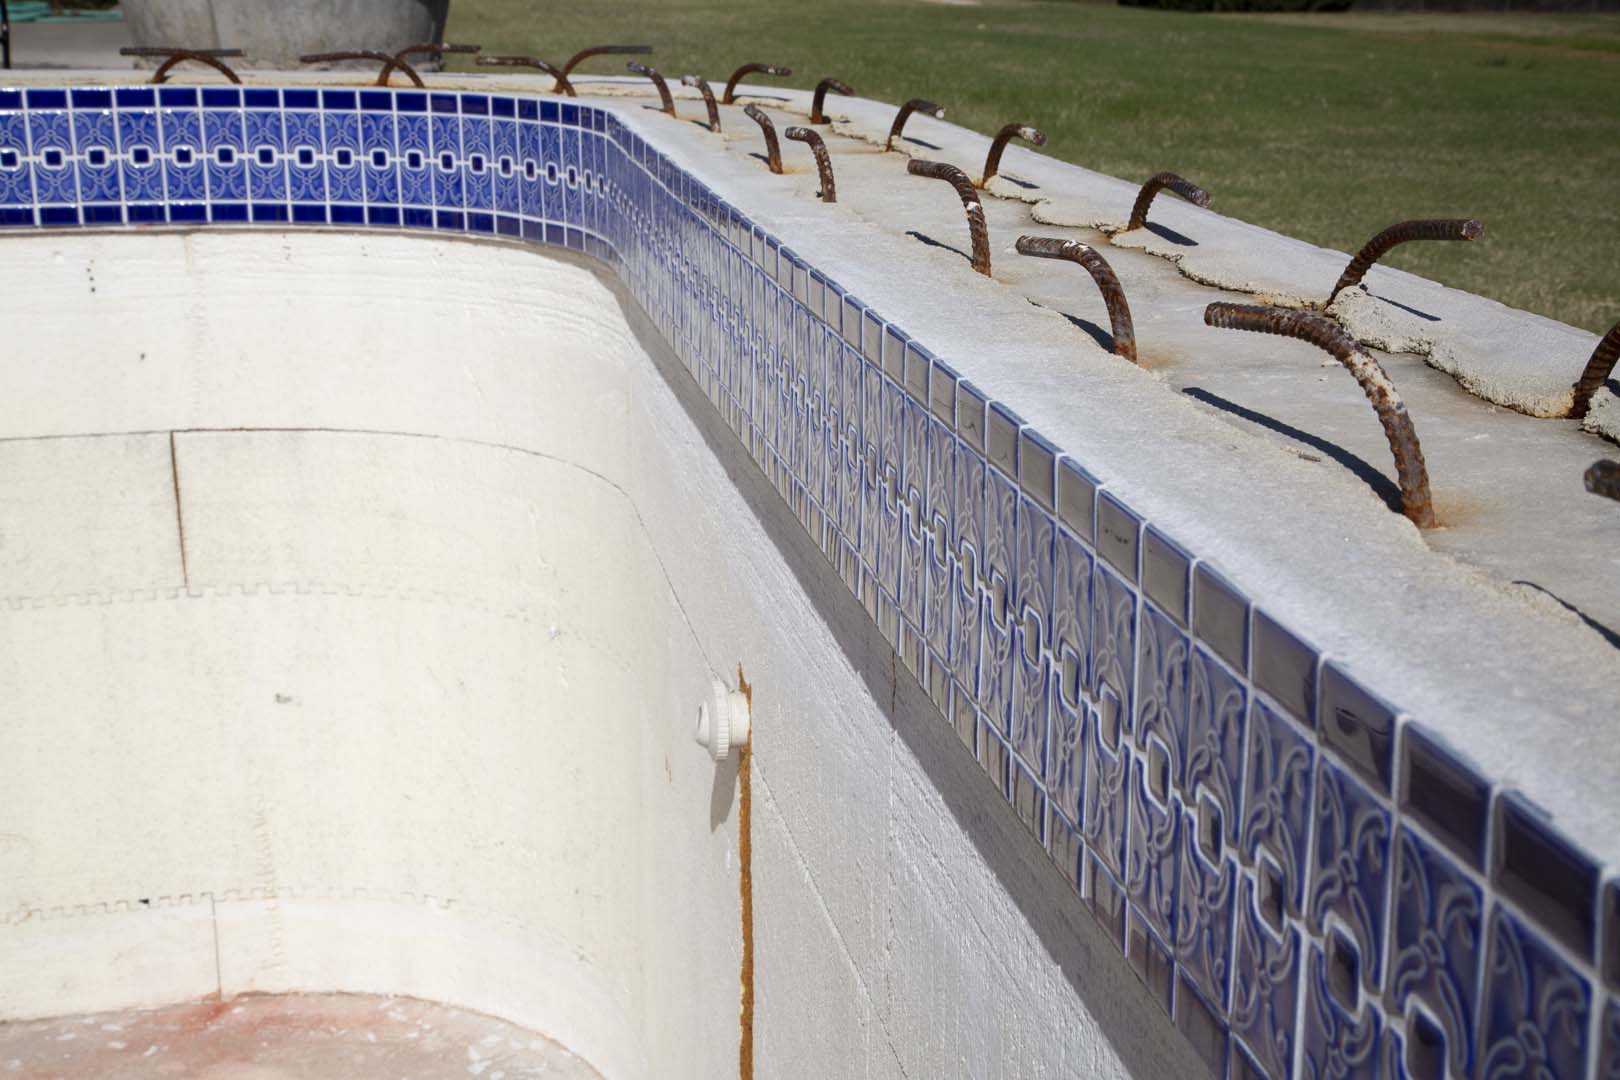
695 678 751 762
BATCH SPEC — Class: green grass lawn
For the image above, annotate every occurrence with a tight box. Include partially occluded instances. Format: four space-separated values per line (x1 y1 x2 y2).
446 0 1620 333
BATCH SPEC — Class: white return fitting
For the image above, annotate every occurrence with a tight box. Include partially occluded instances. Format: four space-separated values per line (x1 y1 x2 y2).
695 678 751 762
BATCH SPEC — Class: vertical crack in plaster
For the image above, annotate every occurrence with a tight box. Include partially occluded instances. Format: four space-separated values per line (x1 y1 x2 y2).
168 432 190 590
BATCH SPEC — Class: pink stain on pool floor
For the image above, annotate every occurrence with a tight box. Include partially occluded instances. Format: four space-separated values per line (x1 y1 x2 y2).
0 993 602 1079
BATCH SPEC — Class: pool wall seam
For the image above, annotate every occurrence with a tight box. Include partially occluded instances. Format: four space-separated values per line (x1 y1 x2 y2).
1 82 1616 1080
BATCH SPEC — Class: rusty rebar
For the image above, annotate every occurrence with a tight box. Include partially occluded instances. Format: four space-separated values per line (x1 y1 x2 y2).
1203 303 1437 528
980 123 1046 187
723 62 792 104
1327 219 1486 305
810 78 852 124
625 61 675 114
1570 322 1620 419
682 74 721 132
378 41 478 85
743 104 783 174
300 50 425 88
785 127 836 202
394 42 480 61
1126 172 1211 232
121 46 243 85
908 160 990 277
1016 236 1137 365
1586 460 1620 502
475 55 575 95
886 99 944 152
560 44 652 77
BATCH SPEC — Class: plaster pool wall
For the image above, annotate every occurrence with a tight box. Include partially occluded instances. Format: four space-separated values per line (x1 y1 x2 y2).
0 231 1185 1080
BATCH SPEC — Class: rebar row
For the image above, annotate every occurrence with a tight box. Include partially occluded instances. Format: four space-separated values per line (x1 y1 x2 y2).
99 45 1620 526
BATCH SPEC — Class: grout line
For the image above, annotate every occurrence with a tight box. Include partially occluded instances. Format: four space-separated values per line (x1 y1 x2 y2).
168 431 189 590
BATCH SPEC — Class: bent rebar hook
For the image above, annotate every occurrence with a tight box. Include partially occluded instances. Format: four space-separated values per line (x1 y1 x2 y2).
723 62 791 104
475 55 575 96
1127 172 1211 232
1325 218 1485 306
299 50 425 88
908 160 990 276
1204 303 1437 528
1016 236 1137 365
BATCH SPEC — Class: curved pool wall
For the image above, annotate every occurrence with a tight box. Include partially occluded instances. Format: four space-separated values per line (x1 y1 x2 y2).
1 79 1618 1079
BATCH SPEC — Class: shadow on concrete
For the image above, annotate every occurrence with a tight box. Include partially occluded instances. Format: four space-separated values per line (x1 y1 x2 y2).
1145 221 1197 247
1182 385 1405 514
1513 580 1620 651
1028 299 1115 354
1372 293 1442 322
906 229 973 270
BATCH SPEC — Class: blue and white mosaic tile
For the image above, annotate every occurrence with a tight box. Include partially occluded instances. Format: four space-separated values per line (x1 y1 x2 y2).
2 81 1617 1079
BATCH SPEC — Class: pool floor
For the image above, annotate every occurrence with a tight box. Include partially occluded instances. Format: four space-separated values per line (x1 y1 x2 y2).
0 992 602 1079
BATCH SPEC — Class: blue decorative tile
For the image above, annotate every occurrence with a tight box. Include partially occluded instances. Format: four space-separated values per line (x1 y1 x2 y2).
1301 942 1383 1080
1389 824 1482 1079
429 113 462 210
1083 715 1128 880
489 117 515 218
243 108 286 202
1125 752 1179 942
1053 526 1094 707
322 106 363 205
1092 561 1137 733
157 106 205 202
1176 807 1237 1013
0 111 32 206
1231 873 1303 1080
1186 645 1247 852
1242 696 1316 917
1011 617 1051 779
283 108 325 204
1137 599 1190 779
461 114 492 212
1049 685 1087 829
202 106 246 203
1308 759 1391 993
1477 904 1591 1080
27 108 75 204
923 415 955 662
71 107 120 204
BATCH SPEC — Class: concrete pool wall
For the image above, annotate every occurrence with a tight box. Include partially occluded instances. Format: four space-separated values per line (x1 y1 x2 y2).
1 76 1619 1079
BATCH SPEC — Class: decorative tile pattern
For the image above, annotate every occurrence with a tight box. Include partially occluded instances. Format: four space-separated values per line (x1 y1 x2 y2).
3 83 1615 1080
